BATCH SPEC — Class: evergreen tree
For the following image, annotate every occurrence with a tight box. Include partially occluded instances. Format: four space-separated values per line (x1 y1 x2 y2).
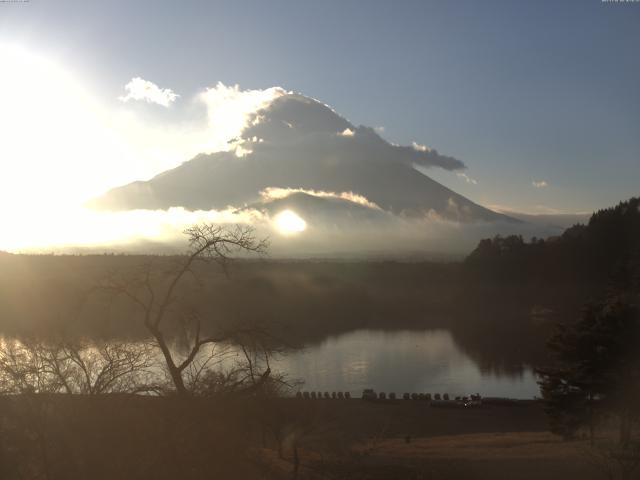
537 294 640 444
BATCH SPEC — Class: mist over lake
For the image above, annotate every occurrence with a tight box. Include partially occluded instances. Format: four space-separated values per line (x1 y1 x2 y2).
0 2 638 477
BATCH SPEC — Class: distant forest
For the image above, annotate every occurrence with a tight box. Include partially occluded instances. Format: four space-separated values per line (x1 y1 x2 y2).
464 196 640 309
0 197 638 373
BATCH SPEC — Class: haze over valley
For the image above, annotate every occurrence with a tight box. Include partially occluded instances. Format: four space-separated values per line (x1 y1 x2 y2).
0 2 638 479
0 50 597 256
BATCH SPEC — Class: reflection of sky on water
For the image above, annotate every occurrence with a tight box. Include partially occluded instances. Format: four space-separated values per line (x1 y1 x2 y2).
272 329 539 399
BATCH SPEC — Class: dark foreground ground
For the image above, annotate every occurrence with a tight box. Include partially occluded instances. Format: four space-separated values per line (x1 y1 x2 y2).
0 395 611 480
258 399 605 480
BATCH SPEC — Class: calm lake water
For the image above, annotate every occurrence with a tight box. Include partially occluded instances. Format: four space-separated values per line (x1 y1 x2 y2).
271 329 540 399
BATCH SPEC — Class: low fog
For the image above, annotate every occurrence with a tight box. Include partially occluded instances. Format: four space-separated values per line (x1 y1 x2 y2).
70 91 569 257
1 87 577 256
5 200 568 258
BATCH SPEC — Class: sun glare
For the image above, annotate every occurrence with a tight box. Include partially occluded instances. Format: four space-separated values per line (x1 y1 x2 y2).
274 210 307 235
0 45 118 206
0 44 296 252
0 45 194 251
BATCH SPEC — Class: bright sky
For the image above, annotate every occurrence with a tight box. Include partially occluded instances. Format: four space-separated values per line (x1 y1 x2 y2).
0 0 638 249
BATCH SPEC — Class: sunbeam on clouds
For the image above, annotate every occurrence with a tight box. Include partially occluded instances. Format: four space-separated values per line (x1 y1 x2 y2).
0 46 288 252
0 44 530 256
119 77 179 107
199 82 286 154
457 172 478 185
260 187 383 211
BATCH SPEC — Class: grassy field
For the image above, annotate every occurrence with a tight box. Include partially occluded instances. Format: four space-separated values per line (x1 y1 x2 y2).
260 431 596 480
255 399 606 480
0 393 623 479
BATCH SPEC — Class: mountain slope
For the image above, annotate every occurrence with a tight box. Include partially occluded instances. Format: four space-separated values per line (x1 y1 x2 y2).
90 93 514 224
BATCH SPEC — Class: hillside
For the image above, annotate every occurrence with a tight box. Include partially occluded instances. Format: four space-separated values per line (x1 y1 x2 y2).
90 94 513 224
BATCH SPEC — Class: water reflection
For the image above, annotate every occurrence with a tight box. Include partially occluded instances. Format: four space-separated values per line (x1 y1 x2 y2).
272 329 540 399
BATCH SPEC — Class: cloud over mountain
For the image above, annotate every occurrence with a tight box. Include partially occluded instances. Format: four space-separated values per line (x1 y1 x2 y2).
91 90 509 227
119 77 179 107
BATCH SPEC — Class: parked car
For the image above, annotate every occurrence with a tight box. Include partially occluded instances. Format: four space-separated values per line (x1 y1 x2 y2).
362 389 377 401
461 394 482 407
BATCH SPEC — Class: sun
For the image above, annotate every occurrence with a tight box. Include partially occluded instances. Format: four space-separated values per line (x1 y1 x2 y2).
0 45 154 251
274 210 307 235
0 45 113 205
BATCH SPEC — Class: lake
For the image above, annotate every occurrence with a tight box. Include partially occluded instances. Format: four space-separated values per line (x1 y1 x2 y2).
271 329 540 399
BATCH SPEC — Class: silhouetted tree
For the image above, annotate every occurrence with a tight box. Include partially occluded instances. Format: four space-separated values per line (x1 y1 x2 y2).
101 224 271 396
538 294 640 445
0 336 154 479
465 197 640 290
0 337 153 395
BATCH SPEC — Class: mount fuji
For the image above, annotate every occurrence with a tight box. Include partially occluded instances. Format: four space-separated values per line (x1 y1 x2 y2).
90 92 515 227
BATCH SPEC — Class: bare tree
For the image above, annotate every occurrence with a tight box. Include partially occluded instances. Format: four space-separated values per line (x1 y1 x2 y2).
0 337 154 395
0 337 155 480
101 224 271 396
0 338 60 395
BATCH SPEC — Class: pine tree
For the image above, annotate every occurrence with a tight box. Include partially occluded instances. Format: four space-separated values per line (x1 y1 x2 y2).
537 294 640 445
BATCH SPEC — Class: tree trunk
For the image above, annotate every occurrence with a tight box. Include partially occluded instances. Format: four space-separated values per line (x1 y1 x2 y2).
151 327 188 396
278 441 284 460
292 443 299 480
588 392 595 446
618 410 632 447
